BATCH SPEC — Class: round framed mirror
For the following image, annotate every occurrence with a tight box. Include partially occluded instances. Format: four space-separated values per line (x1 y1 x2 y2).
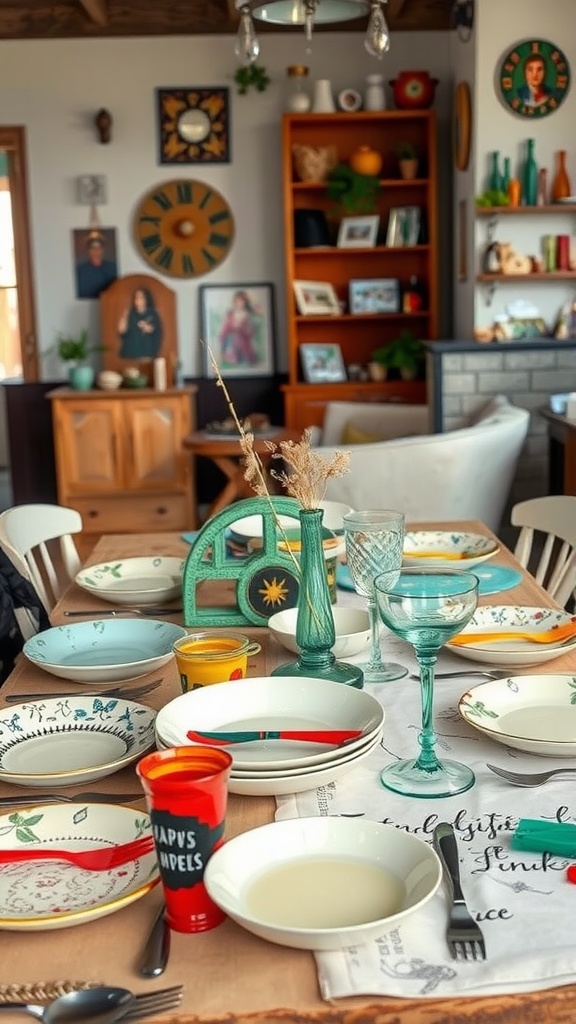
177 109 211 144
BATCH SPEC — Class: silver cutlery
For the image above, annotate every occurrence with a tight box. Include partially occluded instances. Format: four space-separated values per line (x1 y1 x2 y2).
3 678 163 704
0 985 184 1023
487 763 576 787
433 822 486 962
0 791 144 807
410 670 504 680
139 904 171 977
63 607 182 617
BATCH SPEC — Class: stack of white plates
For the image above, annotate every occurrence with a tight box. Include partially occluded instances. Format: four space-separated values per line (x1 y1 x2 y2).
154 676 384 796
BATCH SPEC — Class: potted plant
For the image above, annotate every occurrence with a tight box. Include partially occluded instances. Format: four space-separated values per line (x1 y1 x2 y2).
55 329 103 390
396 142 419 180
326 163 380 215
371 330 426 380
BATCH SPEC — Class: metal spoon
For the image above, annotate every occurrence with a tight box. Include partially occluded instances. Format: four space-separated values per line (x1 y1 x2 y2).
0 986 135 1024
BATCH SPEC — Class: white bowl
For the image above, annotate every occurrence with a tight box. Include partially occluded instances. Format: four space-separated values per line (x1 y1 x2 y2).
75 556 183 606
204 816 442 950
268 606 370 659
459 674 576 756
403 530 499 569
446 605 576 667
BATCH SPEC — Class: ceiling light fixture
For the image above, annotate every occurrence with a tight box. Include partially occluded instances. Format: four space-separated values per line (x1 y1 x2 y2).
451 0 474 43
234 0 389 64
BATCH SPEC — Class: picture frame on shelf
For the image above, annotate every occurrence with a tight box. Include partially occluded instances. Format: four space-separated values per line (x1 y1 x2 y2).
300 343 347 383
386 206 422 247
336 215 379 249
199 282 276 378
293 280 340 316
349 278 400 315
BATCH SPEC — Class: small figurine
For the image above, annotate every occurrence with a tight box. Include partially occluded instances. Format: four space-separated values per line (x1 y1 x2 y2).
95 109 112 144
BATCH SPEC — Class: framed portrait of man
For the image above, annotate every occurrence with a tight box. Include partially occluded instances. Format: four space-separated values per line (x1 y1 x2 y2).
497 39 570 119
72 227 118 299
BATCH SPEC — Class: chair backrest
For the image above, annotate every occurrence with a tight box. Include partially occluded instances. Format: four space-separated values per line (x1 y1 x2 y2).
0 504 83 613
511 495 576 607
320 401 431 445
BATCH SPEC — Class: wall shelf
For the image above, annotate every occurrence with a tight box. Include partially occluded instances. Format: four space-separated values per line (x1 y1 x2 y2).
476 205 576 216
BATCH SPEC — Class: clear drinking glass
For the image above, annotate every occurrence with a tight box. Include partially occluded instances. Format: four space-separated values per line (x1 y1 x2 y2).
374 567 478 798
343 510 407 683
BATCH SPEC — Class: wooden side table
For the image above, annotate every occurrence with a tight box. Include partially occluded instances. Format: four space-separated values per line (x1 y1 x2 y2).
540 408 576 495
183 428 301 522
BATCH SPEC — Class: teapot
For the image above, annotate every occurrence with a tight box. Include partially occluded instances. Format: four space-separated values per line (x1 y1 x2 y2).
389 71 438 110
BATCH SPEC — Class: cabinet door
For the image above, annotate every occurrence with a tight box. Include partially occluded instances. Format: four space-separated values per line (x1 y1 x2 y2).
52 398 123 495
123 396 191 491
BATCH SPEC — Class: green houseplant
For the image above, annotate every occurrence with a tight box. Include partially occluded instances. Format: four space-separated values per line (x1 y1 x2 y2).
55 330 103 390
395 142 419 180
326 164 380 215
371 330 426 380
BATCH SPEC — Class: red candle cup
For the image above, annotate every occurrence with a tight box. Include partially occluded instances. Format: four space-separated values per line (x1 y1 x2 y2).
137 746 232 933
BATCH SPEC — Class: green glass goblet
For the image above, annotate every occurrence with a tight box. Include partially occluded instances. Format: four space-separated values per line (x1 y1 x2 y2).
374 567 479 798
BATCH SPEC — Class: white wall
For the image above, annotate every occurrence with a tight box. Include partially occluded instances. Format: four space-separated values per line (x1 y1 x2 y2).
0 29 451 379
473 0 576 333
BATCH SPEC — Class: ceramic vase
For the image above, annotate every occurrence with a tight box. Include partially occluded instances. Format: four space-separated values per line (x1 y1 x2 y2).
364 74 386 111
500 157 511 194
270 508 363 688
537 168 548 206
522 139 538 206
312 79 335 113
552 150 572 202
489 151 501 192
68 365 95 390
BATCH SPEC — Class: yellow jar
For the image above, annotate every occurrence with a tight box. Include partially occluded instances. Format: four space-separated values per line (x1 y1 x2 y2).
173 631 261 692
349 145 383 177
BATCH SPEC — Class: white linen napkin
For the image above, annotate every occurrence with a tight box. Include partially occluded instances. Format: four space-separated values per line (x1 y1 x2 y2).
275 622 576 999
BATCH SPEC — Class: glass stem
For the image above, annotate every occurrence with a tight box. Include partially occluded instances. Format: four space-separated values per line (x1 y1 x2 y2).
367 598 383 669
415 649 442 772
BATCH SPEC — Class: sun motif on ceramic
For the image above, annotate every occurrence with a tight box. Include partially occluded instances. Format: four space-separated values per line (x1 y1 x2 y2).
258 576 290 607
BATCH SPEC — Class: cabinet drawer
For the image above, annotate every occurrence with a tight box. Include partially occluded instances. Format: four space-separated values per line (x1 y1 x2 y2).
72 494 192 534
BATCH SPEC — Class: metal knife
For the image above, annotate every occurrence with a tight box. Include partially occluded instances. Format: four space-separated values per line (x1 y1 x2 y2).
63 608 182 617
0 791 144 807
139 904 171 977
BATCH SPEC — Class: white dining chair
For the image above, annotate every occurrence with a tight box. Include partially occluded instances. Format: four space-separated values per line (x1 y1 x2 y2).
511 495 576 608
0 503 83 615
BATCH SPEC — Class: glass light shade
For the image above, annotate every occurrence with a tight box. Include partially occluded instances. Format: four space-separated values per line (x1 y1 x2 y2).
364 0 390 57
235 6 260 64
247 0 369 25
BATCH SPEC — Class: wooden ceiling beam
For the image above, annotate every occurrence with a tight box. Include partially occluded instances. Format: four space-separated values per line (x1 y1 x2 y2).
78 0 109 25
386 0 409 18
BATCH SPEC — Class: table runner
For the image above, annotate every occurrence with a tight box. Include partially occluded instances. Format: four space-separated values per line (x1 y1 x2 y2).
276 629 576 1000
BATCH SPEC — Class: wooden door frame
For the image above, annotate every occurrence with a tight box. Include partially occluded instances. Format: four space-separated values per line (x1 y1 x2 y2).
0 126 39 381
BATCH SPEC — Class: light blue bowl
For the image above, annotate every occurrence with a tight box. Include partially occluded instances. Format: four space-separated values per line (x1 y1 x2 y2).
549 393 570 415
23 618 187 683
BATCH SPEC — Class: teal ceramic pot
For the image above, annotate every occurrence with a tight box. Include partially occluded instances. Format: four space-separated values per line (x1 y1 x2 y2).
68 365 95 390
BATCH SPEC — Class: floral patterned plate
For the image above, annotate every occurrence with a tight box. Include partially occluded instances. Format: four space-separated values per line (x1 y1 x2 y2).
75 556 183 606
403 530 499 569
0 696 156 786
0 803 158 930
446 606 576 667
458 674 576 756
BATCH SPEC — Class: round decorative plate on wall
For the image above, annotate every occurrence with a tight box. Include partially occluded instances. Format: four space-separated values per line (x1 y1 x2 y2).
497 39 570 118
453 81 471 171
133 179 235 279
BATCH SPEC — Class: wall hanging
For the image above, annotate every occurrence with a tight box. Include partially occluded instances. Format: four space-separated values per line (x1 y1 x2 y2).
156 87 230 164
453 82 471 171
200 283 276 378
72 227 118 300
100 272 178 385
497 40 570 118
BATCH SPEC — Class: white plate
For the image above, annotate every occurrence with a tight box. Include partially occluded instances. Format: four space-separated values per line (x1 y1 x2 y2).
154 676 384 771
446 605 576 667
204 817 441 950
0 696 156 786
228 729 382 779
75 557 184 606
459 674 576 756
403 530 499 569
0 803 159 930
23 619 187 683
226 734 381 795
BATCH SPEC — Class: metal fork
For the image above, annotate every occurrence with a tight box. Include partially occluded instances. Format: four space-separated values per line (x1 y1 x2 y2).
3 678 163 704
123 986 184 1021
410 670 503 681
486 763 576 788
433 822 486 962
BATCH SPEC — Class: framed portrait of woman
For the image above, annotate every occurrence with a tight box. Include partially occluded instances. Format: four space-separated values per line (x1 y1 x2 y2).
100 273 178 385
200 283 276 378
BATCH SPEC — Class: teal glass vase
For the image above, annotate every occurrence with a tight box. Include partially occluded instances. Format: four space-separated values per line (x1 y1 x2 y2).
271 508 363 688
523 139 538 206
488 151 501 192
500 156 511 193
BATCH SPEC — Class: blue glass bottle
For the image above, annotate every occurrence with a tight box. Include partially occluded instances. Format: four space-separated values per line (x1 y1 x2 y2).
523 139 538 206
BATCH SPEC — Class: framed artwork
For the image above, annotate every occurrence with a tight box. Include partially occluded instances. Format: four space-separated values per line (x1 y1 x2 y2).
200 283 276 378
100 272 178 385
76 175 107 205
293 280 340 316
337 215 379 249
300 343 346 383
497 40 570 118
156 87 231 164
72 227 118 300
349 278 400 315
386 206 421 247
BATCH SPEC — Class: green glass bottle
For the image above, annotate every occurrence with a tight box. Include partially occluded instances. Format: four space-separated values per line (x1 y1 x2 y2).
523 139 538 206
500 156 511 194
489 151 501 192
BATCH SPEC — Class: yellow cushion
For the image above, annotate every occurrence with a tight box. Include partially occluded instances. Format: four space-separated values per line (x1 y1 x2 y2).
340 422 383 445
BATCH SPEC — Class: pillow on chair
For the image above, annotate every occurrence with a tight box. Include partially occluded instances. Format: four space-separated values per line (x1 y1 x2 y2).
341 422 383 445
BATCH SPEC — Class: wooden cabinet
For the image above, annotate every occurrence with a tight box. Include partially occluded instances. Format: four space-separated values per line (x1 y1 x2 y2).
48 386 198 533
281 111 437 428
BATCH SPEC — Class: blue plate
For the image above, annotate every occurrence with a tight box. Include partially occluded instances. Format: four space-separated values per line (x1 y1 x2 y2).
336 561 522 597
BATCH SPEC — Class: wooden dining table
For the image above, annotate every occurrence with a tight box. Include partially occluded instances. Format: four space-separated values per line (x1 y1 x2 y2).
1 522 576 1024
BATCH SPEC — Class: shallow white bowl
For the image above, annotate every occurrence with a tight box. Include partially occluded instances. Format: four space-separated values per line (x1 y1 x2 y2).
204 816 442 950
75 556 183 606
459 674 576 756
447 605 576 667
403 530 499 569
268 606 370 659
23 619 187 683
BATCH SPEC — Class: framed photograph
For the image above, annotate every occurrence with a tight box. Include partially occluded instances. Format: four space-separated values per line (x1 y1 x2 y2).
497 39 570 119
337 215 379 248
76 175 107 205
200 283 276 378
300 343 347 383
100 272 178 384
293 280 340 316
72 227 118 300
156 87 231 164
386 206 421 247
349 278 400 315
